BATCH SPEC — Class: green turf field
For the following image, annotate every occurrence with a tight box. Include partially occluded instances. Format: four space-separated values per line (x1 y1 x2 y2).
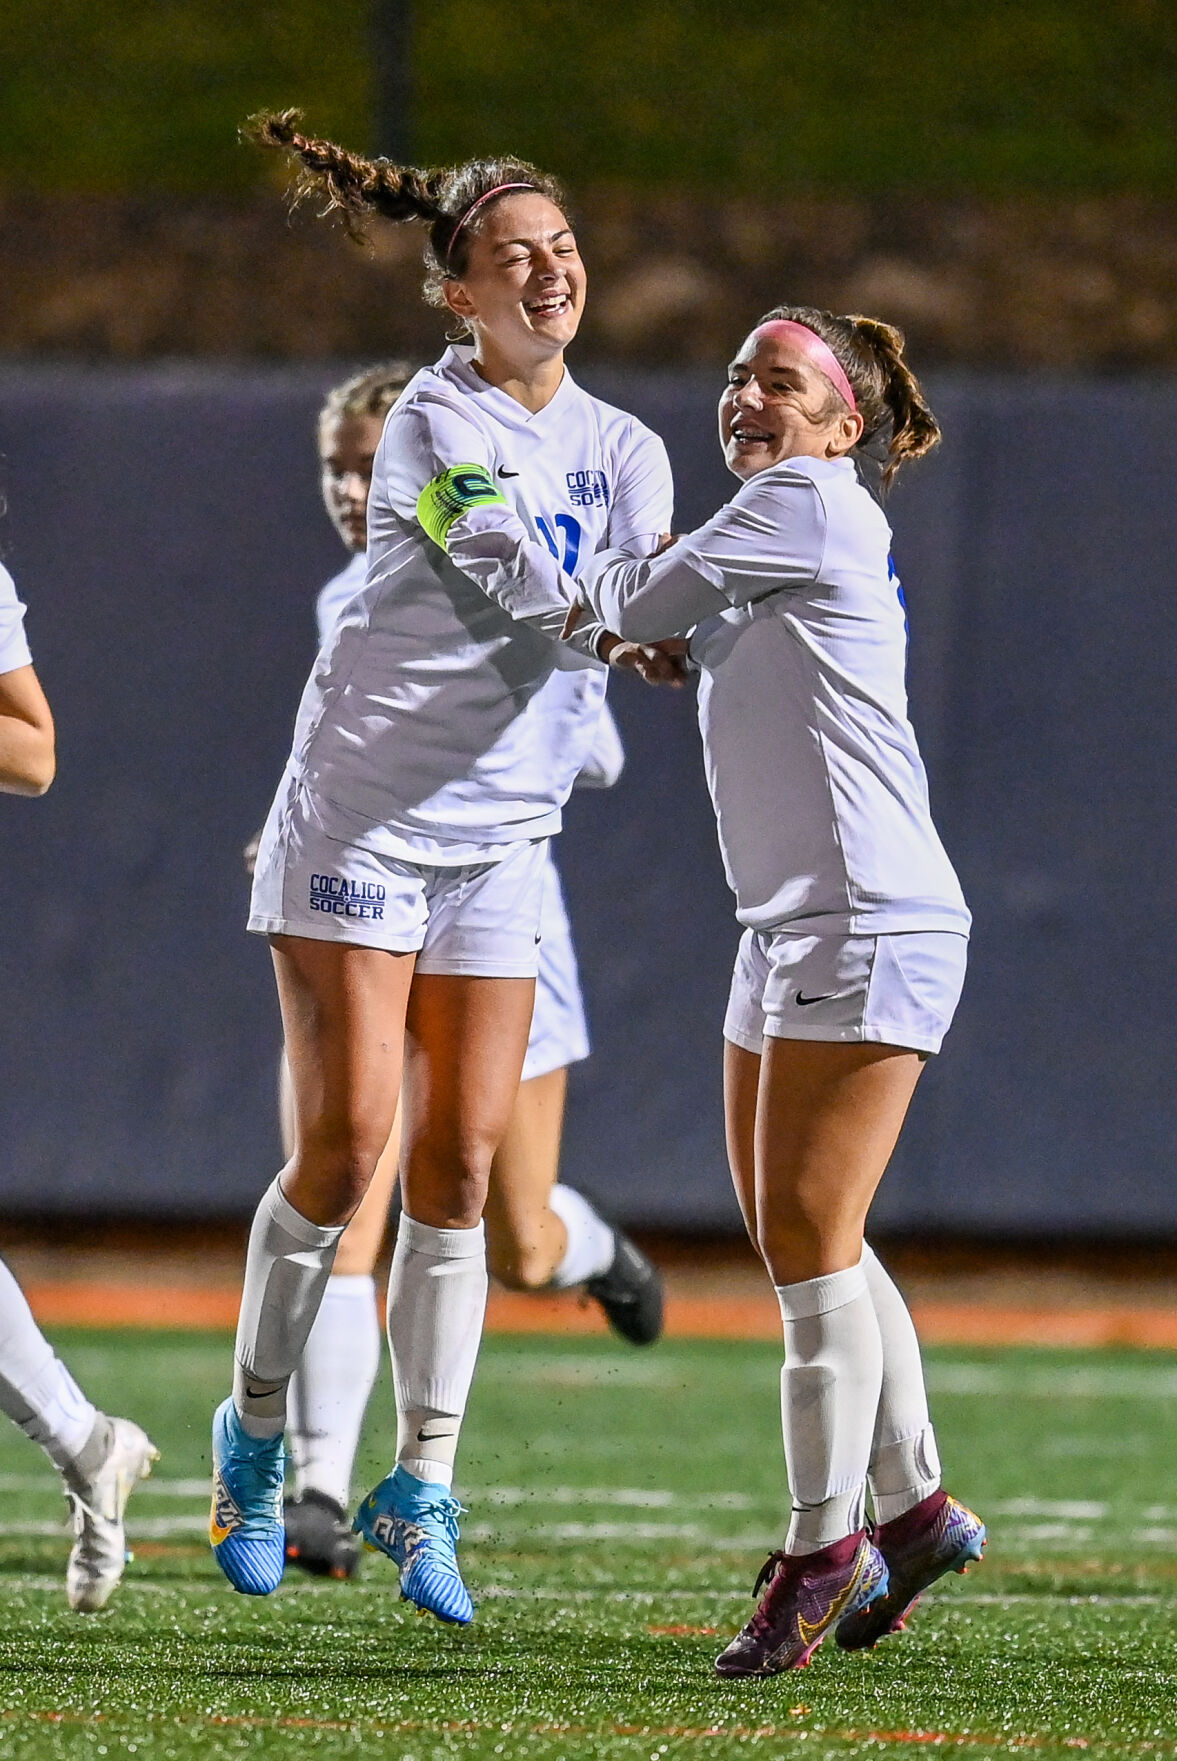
0 1331 1175 1759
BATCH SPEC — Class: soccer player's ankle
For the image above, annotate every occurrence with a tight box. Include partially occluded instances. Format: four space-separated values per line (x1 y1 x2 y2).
873 1483 946 1527
785 1485 866 1555
232 1364 287 1440
62 1413 115 1486
547 1185 615 1288
396 1456 454 1490
397 1406 459 1489
869 1425 942 1523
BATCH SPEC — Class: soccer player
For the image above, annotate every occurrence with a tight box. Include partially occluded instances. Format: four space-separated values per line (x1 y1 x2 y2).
279 364 663 1581
575 307 986 1675
0 559 157 1610
211 112 679 1619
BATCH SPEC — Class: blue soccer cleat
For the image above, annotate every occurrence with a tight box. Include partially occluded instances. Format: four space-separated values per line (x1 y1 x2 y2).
209 1397 285 1596
835 1488 986 1650
353 1465 474 1625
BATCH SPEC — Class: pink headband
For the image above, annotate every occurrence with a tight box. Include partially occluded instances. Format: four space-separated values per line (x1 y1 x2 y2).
446 182 537 267
754 320 857 411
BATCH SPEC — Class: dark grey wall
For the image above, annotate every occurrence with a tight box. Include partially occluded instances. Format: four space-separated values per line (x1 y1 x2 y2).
0 364 1172 1234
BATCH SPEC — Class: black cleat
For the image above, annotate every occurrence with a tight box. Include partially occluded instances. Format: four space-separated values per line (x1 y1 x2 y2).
283 1490 361 1580
584 1228 664 1346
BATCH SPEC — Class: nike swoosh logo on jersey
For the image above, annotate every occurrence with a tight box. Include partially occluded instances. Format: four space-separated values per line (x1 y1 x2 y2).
796 992 837 1006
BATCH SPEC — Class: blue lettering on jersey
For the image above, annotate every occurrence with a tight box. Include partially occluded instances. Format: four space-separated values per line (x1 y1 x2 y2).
537 514 583 576
566 468 610 509
309 874 386 921
887 553 909 636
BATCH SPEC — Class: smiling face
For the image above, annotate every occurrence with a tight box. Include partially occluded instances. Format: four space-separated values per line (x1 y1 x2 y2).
319 412 386 552
441 191 586 368
719 327 864 481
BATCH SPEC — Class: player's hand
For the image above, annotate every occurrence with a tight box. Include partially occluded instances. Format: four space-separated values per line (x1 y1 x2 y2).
600 635 688 687
243 828 263 876
653 532 682 555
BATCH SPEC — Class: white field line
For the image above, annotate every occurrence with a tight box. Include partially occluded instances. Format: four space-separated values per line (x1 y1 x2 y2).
0 1576 1171 1613
6 1476 1172 1525
925 1363 1177 1399
4 1477 1177 1552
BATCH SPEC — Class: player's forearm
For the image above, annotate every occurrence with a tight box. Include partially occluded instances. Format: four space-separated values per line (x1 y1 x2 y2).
580 548 727 644
445 523 608 662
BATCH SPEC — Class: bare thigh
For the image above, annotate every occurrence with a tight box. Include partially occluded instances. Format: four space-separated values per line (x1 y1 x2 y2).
724 1039 762 1254
400 974 536 1230
272 934 415 1227
725 1035 925 1286
482 1066 569 1288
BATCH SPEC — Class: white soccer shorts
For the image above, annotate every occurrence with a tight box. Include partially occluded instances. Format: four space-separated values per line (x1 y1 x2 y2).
524 857 591 1082
248 787 548 978
724 927 968 1057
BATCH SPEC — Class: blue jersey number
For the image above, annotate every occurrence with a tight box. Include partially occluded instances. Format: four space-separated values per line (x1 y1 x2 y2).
537 514 582 577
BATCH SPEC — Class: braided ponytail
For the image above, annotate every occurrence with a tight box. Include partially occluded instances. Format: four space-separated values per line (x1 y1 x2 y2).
244 110 568 309
757 304 941 490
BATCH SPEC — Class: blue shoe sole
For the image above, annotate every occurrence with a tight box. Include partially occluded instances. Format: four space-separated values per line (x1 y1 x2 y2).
213 1531 286 1596
354 1507 474 1625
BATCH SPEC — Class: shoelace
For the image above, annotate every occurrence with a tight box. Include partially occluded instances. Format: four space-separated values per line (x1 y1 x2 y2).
752 1549 788 1599
231 1441 283 1493
412 1496 467 1549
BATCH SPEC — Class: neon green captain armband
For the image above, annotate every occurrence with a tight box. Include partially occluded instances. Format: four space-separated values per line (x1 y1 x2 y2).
417 463 506 550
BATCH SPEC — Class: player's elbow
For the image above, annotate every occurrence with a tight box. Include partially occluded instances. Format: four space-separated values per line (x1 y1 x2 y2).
30 747 56 794
2 729 56 799
4 745 56 796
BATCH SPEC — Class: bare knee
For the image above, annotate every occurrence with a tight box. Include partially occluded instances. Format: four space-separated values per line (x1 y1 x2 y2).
756 1206 865 1287
287 1120 388 1225
403 1130 494 1231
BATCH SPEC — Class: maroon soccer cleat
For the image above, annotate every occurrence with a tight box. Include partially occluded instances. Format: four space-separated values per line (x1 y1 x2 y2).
834 1488 986 1651
714 1531 889 1678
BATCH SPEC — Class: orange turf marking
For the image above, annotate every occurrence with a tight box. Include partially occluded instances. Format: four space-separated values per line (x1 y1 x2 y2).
20 1278 1177 1351
647 1624 719 1636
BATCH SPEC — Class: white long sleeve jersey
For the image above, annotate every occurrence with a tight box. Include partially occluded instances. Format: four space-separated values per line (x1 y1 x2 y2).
284 346 669 861
582 455 970 937
314 550 627 795
0 565 33 676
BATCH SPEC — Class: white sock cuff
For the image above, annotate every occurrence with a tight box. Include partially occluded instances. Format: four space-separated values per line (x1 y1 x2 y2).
397 1212 486 1260
267 1178 346 1248
775 1255 868 1322
547 1185 616 1289
323 1273 377 1300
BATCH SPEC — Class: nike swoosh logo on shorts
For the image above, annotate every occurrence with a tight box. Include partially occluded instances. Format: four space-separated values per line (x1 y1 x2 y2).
796 992 836 1006
498 467 519 478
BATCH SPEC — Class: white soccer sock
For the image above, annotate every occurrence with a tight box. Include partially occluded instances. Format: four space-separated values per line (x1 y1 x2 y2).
547 1185 616 1288
0 1257 97 1471
386 1212 487 1489
233 1177 345 1440
288 1273 382 1509
862 1244 942 1522
776 1256 883 1554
